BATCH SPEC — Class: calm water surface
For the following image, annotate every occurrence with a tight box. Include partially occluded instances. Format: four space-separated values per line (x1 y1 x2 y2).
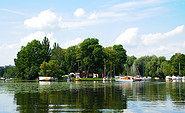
0 80 185 113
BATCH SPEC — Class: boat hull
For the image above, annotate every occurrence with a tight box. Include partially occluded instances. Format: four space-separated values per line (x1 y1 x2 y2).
115 76 135 82
39 77 57 81
115 79 134 82
134 78 142 81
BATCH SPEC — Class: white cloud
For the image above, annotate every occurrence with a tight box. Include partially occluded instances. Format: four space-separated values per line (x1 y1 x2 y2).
0 8 26 16
0 43 19 65
115 25 185 59
127 42 185 60
88 11 127 20
115 28 139 46
24 9 98 29
61 38 83 48
59 20 99 29
21 31 56 47
141 25 184 45
89 12 98 20
149 43 184 58
164 25 184 37
0 32 57 66
74 8 85 17
111 0 165 11
24 9 62 29
23 5 162 30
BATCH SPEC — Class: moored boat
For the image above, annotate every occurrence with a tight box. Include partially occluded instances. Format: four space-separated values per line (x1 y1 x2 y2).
176 76 182 80
182 76 185 80
154 77 160 80
143 76 151 81
134 77 143 81
103 77 108 81
75 74 81 81
134 75 143 81
115 76 135 82
39 76 57 81
166 76 172 81
172 75 177 80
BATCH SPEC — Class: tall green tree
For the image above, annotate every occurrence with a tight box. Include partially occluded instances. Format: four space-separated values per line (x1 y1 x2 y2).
39 61 48 76
65 46 78 73
113 44 127 75
126 56 137 76
79 38 104 77
3 66 17 78
53 42 60 50
146 55 158 77
40 60 64 77
104 47 116 77
161 61 171 77
51 46 67 74
24 66 39 80
0 67 5 77
51 47 66 65
42 36 51 62
75 45 82 72
170 53 185 76
14 40 47 79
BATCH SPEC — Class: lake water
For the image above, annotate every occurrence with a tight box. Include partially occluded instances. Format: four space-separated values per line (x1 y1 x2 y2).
0 80 185 113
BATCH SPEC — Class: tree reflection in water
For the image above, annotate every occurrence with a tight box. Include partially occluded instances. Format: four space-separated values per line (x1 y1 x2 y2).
1 80 185 112
13 81 127 112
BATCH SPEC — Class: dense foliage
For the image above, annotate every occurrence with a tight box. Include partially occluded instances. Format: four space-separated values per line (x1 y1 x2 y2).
1 37 184 80
40 60 64 77
125 54 185 78
14 39 49 79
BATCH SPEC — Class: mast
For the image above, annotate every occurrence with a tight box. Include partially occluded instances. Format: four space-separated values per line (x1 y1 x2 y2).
135 61 140 75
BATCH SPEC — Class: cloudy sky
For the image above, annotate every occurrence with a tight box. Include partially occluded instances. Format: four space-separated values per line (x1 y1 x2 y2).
0 0 185 66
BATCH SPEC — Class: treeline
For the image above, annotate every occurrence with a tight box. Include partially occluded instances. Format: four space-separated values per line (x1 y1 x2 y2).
125 53 185 78
1 37 127 80
0 37 185 80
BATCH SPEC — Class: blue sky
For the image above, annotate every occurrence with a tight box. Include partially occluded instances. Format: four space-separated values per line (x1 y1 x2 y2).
0 0 185 66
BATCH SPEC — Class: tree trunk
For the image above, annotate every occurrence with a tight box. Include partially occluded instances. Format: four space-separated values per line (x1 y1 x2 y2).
87 65 90 78
104 59 106 77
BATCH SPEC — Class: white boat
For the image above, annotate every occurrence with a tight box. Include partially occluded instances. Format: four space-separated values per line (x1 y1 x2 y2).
0 77 5 80
172 76 177 80
67 76 72 82
39 76 57 81
103 77 108 81
4 78 16 81
133 75 143 81
75 74 81 81
143 76 152 81
176 76 182 80
166 76 172 80
115 76 136 82
182 76 185 80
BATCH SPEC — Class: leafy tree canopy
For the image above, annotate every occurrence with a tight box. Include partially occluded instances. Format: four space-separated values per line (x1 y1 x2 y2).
14 39 47 79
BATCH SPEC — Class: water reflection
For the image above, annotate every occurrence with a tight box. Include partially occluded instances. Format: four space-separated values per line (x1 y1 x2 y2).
13 81 127 112
0 80 185 112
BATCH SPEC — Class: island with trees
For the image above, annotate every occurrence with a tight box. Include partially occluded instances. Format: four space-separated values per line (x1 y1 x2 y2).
0 37 185 80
